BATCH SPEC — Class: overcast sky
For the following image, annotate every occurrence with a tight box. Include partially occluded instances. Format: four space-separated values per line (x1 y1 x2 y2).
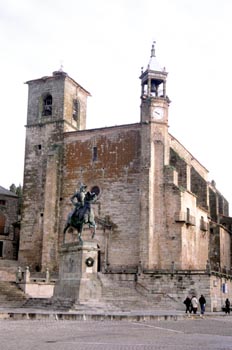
1 0 232 213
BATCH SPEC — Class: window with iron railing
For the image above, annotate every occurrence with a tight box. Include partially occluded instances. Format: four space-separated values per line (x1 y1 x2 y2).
200 216 208 231
175 209 196 226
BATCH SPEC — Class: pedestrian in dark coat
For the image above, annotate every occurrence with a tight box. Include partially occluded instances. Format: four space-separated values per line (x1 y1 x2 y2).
199 294 206 315
183 296 192 314
225 298 230 315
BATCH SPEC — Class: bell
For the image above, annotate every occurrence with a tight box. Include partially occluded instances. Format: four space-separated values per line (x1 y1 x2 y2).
151 83 156 93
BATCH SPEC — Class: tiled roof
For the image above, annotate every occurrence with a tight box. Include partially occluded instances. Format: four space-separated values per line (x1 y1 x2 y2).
0 186 18 197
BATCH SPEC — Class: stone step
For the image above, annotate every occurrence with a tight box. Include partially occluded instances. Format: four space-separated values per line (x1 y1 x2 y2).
0 260 18 281
99 274 137 296
98 274 182 310
0 281 28 307
18 273 183 312
23 298 54 309
23 296 76 311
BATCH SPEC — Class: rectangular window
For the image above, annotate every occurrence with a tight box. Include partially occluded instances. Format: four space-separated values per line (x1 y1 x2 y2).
0 200 6 206
93 146 98 161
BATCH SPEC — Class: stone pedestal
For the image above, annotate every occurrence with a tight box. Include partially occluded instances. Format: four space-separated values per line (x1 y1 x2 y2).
53 241 102 303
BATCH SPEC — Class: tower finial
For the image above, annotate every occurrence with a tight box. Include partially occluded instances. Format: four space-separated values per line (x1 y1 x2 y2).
151 41 156 58
59 60 64 72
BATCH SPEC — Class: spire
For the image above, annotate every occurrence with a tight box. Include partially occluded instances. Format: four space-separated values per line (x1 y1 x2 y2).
147 41 164 72
150 41 156 58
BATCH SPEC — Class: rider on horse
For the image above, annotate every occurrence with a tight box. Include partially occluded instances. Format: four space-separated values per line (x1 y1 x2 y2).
70 183 87 218
63 184 97 243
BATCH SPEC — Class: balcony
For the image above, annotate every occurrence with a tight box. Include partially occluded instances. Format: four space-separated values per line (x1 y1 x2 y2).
186 215 196 226
175 212 186 222
200 220 208 231
175 212 196 226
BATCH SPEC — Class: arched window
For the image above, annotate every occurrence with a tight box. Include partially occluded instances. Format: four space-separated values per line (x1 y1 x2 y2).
72 99 79 122
42 94 52 116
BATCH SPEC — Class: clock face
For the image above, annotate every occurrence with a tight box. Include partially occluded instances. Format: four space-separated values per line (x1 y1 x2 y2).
153 107 164 120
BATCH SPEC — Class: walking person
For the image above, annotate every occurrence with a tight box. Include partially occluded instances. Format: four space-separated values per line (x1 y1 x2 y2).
191 295 198 314
225 298 230 315
199 294 206 316
183 296 192 314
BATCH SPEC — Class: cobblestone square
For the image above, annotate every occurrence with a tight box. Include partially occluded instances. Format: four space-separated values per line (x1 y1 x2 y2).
1 316 232 350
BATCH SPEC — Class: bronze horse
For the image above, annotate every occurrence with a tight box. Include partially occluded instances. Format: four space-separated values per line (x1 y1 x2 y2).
63 191 97 243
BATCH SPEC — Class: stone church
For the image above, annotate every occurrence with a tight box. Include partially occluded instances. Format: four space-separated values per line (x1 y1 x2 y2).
18 44 232 310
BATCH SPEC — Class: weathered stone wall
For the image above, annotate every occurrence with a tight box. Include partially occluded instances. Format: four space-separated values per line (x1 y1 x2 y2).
161 183 182 269
180 192 209 270
64 78 88 130
19 123 63 271
161 167 210 271
219 227 231 270
61 124 142 269
138 272 232 312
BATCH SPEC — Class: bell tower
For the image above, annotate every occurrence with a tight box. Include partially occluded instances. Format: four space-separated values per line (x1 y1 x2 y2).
19 68 90 272
140 42 170 125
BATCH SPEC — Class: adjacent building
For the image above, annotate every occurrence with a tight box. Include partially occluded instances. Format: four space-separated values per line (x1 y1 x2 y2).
0 186 20 260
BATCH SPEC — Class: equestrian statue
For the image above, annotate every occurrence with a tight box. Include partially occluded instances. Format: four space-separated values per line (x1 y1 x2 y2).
63 184 97 243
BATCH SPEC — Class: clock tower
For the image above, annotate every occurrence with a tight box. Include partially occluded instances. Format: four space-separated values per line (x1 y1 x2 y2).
139 43 171 270
140 42 170 124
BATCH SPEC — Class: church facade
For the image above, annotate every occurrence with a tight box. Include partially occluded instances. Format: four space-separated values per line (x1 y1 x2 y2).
18 44 232 310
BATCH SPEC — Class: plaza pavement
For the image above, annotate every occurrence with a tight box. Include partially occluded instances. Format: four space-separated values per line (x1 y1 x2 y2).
0 309 231 350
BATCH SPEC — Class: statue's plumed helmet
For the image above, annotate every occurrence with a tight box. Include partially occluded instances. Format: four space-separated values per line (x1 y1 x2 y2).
80 184 87 191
